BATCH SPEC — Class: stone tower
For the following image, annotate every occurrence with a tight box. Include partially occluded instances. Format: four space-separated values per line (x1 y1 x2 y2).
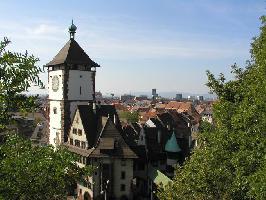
45 21 100 145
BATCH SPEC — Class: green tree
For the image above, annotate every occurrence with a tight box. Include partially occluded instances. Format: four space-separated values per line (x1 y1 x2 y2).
0 39 92 199
119 111 139 123
158 16 266 200
0 38 43 130
0 134 92 200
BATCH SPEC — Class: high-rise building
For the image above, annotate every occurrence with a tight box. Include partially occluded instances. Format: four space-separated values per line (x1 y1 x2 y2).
175 93 182 101
152 88 157 96
197 95 204 101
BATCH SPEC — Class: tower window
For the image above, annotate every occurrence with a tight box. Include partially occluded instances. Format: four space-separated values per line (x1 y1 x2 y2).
80 86 82 95
53 107 57 114
121 171 126 179
78 129 82 136
121 159 126 166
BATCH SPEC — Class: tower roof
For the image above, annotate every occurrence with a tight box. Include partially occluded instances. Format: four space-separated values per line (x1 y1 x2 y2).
165 131 181 153
45 39 100 67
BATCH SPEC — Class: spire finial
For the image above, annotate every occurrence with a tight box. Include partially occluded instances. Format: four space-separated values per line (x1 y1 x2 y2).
69 19 77 39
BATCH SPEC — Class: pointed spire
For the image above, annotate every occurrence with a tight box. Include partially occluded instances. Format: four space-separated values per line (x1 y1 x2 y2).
165 130 181 153
69 19 77 39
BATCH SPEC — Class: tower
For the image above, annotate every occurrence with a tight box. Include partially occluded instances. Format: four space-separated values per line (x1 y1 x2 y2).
45 21 100 146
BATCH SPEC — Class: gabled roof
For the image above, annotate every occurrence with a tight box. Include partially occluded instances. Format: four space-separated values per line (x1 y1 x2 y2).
73 104 118 148
46 39 100 67
90 118 138 158
77 105 99 147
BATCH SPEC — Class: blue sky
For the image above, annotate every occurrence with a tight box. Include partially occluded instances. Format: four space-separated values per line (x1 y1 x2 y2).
0 0 264 96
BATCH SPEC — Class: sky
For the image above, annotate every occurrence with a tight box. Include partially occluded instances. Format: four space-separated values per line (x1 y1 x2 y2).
0 0 265 96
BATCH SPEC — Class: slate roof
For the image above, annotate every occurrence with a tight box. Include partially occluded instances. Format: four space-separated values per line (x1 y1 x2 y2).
145 127 166 161
77 104 122 146
90 118 138 158
45 39 100 67
122 124 147 161
122 125 139 147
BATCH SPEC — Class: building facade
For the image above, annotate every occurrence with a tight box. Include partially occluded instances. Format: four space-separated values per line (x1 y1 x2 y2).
46 21 99 146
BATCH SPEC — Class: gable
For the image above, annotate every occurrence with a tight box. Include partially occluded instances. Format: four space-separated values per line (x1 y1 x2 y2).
91 118 137 158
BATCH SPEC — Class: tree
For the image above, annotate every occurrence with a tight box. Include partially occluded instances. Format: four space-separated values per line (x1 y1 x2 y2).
119 111 139 123
0 38 43 129
0 134 92 200
158 16 266 200
0 39 92 199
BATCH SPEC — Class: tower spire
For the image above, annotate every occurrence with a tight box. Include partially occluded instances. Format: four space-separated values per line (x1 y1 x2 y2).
69 19 77 39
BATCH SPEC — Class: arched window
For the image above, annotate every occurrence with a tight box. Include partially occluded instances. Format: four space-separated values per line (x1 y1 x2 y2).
53 107 57 114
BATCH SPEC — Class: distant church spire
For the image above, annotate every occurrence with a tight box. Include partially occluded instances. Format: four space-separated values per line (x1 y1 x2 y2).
69 19 77 39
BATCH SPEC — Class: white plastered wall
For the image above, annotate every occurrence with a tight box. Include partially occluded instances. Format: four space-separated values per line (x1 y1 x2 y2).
68 70 94 101
113 159 133 199
48 70 64 100
49 100 62 145
68 109 87 145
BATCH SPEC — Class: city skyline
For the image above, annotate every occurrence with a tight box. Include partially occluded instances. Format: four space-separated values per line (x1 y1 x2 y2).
0 0 264 95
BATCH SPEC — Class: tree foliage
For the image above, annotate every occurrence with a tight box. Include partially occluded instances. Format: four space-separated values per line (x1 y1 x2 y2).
0 38 44 129
0 134 92 200
0 39 93 199
119 111 139 123
158 16 266 200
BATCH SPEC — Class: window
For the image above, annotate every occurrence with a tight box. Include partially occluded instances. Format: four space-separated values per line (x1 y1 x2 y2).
78 129 82 136
81 141 86 149
70 138 73 145
75 140 80 147
121 171 125 180
121 159 126 166
120 184 126 191
53 107 57 114
73 128 77 134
